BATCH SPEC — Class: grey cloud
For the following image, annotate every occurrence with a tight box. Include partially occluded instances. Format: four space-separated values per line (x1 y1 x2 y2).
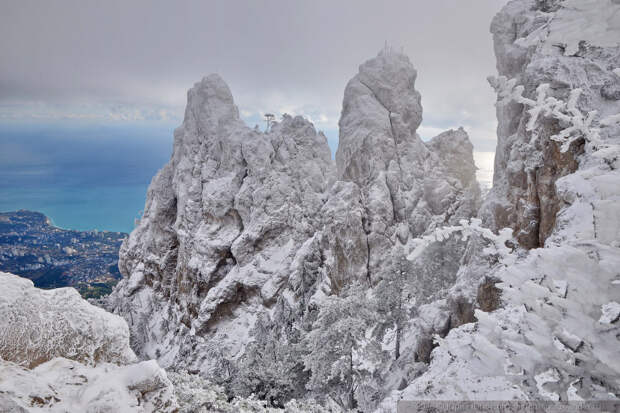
0 0 508 151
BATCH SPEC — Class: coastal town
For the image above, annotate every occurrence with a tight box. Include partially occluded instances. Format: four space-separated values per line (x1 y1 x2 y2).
0 210 126 298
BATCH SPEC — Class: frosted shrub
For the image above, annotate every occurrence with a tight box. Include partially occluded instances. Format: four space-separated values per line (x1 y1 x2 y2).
488 75 620 153
406 218 515 266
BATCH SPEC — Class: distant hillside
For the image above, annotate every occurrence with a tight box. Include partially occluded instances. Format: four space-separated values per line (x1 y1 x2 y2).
0 210 126 298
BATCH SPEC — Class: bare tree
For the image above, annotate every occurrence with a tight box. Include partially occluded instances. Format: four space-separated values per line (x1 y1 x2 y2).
264 113 275 132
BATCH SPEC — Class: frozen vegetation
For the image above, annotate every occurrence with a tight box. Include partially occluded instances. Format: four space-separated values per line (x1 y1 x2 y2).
0 271 178 412
0 271 135 368
1 0 619 411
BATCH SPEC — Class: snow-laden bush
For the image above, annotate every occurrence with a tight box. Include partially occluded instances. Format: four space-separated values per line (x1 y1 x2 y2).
406 218 515 265
0 272 135 368
303 282 382 411
488 75 620 153
230 313 307 407
169 370 335 413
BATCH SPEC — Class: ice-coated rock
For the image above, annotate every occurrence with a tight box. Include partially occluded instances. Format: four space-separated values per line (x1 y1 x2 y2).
331 48 481 285
108 73 335 375
0 271 135 368
106 48 482 400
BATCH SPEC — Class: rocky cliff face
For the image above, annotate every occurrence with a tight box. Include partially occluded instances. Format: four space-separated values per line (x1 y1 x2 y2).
104 2 620 405
481 0 620 249
389 0 620 405
107 48 481 399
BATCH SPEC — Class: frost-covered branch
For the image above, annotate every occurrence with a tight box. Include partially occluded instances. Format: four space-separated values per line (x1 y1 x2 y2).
488 75 620 153
406 218 515 265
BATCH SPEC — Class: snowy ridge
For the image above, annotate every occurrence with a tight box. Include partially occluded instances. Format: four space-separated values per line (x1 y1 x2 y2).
2 0 618 410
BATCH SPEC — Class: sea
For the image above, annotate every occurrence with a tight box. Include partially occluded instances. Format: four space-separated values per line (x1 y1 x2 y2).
0 121 175 233
0 121 494 234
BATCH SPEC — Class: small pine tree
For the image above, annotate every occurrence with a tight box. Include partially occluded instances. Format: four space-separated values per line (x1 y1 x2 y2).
302 282 379 410
232 315 305 407
374 249 410 361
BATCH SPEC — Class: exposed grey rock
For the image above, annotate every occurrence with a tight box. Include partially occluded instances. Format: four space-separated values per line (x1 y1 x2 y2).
481 0 620 249
332 49 481 285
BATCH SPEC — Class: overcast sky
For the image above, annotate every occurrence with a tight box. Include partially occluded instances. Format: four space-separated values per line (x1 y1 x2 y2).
0 0 508 152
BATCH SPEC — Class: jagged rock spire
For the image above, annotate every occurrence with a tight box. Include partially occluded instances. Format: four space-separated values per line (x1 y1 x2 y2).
337 49 426 183
108 52 481 401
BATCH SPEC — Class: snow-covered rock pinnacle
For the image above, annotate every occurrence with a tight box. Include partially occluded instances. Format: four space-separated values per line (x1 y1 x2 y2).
106 48 482 405
109 71 335 376
331 49 481 285
337 48 424 182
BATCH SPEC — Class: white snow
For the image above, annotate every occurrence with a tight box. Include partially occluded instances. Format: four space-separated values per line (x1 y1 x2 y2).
542 0 620 56
0 271 135 368
0 357 177 412
599 301 620 324
534 368 561 401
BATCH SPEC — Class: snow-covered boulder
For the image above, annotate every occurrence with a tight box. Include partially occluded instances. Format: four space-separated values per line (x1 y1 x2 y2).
0 271 135 368
0 357 177 412
0 272 178 412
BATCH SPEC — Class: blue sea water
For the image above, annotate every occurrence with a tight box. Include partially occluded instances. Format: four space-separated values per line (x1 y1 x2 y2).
0 121 176 233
